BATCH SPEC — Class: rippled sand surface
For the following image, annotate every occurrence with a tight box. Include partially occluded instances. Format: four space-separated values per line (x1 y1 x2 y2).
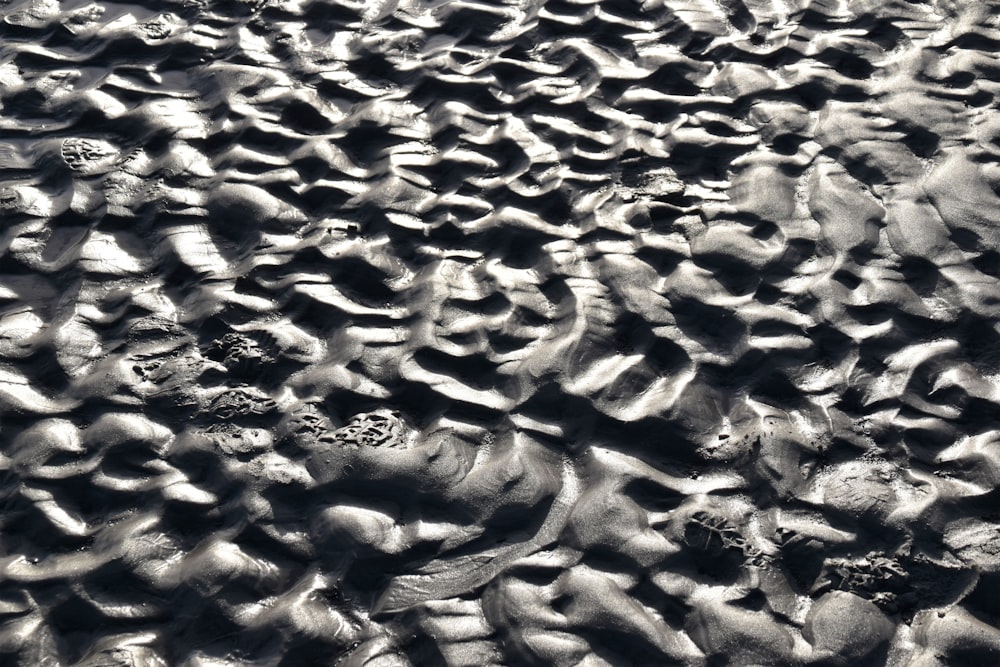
3 0 1000 664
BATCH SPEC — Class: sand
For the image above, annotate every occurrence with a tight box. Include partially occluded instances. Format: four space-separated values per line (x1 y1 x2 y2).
1 0 1000 663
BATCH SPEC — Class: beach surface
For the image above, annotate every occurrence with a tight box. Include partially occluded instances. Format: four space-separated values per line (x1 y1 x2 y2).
2 0 1000 663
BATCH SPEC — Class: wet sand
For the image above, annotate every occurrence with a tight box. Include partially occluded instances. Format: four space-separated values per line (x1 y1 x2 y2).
2 0 1000 664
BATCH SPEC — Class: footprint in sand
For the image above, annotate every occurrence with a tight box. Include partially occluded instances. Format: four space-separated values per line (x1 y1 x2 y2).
331 410 412 450
60 138 119 175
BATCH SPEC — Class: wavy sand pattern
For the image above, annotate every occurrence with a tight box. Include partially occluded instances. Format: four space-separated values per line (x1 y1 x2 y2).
2 0 1000 664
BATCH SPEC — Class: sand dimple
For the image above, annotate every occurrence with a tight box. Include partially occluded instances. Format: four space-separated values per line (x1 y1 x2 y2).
819 460 900 519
